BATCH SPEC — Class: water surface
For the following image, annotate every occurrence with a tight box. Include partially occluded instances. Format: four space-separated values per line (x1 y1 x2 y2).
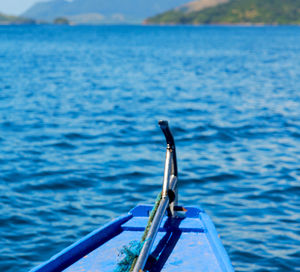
0 25 300 272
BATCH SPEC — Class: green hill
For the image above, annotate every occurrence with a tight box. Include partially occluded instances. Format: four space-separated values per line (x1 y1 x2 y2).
0 13 36 25
146 0 300 25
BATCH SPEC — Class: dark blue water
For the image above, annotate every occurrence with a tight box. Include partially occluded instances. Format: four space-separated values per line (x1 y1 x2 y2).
1 25 300 272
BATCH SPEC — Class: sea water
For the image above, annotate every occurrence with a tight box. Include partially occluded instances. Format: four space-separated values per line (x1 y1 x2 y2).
0 25 300 272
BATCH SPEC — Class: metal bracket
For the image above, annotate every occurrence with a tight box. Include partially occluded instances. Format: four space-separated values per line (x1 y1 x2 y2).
132 121 179 272
158 120 178 217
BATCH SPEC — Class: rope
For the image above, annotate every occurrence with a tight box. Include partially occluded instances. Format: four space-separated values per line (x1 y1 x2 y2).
141 192 162 242
115 192 162 272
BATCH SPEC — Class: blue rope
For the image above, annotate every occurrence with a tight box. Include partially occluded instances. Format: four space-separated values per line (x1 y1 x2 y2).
115 192 162 272
114 241 143 272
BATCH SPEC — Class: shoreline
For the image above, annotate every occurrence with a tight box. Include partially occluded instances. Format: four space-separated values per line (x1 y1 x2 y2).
142 21 300 27
1 22 300 27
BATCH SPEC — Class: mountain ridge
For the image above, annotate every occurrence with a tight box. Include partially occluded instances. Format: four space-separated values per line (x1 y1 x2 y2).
177 0 229 13
22 0 192 24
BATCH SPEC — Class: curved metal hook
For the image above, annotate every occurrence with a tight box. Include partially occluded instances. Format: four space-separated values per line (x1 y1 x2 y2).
158 120 178 177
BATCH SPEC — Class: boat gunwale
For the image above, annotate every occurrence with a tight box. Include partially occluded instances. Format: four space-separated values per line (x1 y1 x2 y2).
30 214 132 272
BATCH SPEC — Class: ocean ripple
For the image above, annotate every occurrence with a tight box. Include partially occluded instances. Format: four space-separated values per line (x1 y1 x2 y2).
0 25 300 272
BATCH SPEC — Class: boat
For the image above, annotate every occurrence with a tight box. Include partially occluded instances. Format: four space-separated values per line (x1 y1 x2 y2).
30 121 234 272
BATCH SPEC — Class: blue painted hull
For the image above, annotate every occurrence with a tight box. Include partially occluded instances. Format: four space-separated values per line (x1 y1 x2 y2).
30 205 234 272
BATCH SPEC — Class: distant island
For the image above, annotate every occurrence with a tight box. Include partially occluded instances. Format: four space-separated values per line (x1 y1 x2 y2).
0 12 36 25
145 0 300 25
0 12 71 25
53 17 70 25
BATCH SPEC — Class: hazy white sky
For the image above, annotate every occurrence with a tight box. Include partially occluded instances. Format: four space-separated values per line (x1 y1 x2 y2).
0 0 46 15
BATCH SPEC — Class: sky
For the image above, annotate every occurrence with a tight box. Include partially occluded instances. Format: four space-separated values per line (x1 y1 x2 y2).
0 0 46 15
